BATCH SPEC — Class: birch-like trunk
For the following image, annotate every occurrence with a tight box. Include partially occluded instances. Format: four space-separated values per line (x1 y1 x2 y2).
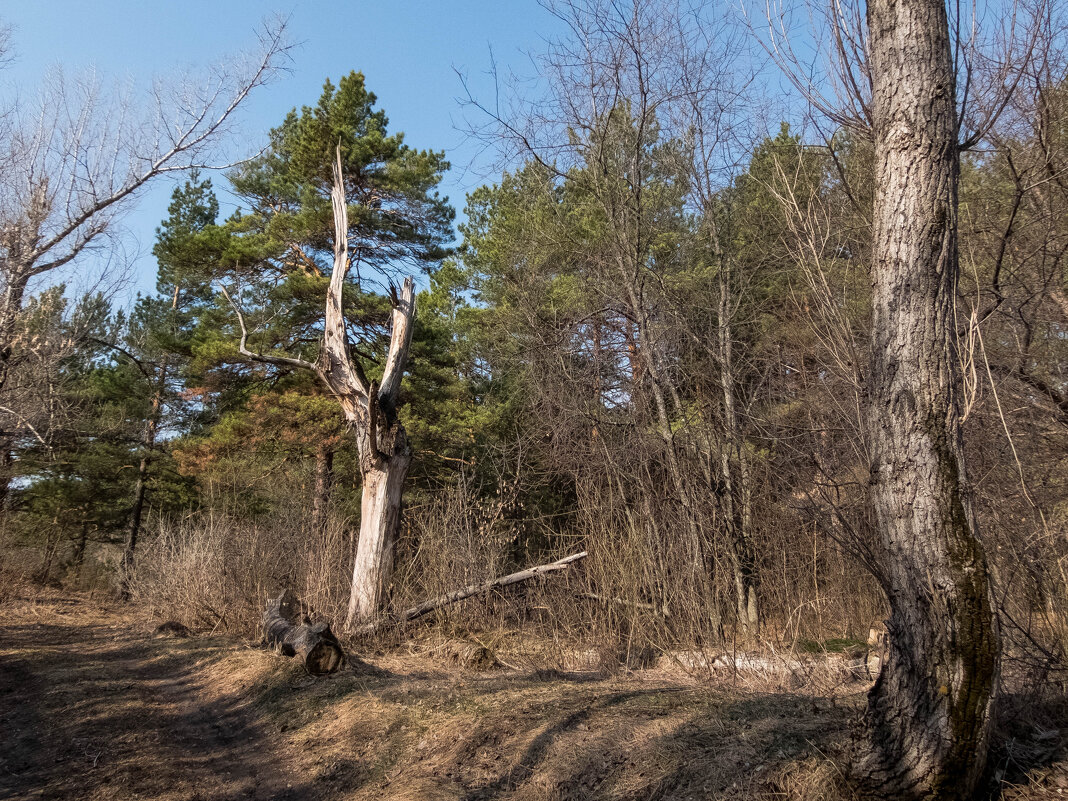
859 0 1000 794
347 448 409 624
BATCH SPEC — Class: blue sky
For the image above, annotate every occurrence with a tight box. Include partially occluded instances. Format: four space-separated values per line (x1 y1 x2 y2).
2 1 564 302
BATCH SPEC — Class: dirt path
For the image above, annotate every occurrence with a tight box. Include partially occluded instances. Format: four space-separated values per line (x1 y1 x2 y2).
2 586 1064 800
0 587 866 801
0 589 308 801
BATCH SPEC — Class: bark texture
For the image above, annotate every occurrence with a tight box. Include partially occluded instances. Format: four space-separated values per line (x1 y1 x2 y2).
262 590 345 675
311 444 334 534
859 0 1000 795
346 450 410 624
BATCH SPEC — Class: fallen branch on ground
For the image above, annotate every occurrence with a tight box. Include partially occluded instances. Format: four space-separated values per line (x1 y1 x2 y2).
355 551 588 635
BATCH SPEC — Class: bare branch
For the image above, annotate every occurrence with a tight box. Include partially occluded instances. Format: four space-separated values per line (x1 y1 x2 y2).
219 284 317 373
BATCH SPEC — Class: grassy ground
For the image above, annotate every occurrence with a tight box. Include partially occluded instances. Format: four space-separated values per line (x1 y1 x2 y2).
0 584 1063 800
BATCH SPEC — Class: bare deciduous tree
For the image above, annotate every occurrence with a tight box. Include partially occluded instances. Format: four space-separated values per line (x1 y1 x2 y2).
0 19 290 503
857 0 1000 793
464 0 772 636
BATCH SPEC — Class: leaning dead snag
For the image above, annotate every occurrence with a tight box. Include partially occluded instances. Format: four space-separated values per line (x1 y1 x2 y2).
357 551 588 635
262 590 345 675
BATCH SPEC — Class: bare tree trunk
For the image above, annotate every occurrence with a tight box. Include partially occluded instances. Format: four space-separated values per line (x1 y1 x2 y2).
227 146 419 630
347 444 410 625
717 253 759 631
70 514 90 571
857 0 1000 794
116 453 150 599
311 444 334 534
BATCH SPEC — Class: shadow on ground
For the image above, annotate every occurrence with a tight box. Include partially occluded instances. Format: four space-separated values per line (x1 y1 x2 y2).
5 590 1062 800
0 597 315 800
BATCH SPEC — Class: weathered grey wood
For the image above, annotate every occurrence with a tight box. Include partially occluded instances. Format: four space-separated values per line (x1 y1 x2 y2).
262 590 345 675
858 0 1001 794
357 551 588 635
225 145 418 631
321 147 416 631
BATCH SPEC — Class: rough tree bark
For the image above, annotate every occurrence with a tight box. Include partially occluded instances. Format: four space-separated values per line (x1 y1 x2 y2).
311 443 334 534
262 590 345 675
858 0 1001 795
228 146 416 631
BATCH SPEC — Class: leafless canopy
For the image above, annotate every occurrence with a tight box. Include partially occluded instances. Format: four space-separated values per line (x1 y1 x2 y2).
753 0 1049 146
0 17 291 341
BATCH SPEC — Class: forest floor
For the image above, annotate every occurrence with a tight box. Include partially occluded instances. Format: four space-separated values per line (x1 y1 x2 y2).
1 585 1065 801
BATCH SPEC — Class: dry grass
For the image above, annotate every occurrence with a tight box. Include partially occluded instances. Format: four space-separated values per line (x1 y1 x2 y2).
127 510 352 634
2 582 1065 800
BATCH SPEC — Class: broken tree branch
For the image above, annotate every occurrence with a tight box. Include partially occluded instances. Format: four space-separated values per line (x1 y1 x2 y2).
378 276 416 406
356 551 588 635
220 285 319 373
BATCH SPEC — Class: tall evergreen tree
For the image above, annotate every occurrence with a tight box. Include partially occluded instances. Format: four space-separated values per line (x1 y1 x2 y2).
199 73 453 625
115 174 221 597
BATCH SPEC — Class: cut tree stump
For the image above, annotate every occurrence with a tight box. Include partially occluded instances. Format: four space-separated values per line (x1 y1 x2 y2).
262 590 345 675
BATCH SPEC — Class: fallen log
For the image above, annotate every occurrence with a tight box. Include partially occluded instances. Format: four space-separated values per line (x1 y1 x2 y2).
262 590 345 675
356 551 588 635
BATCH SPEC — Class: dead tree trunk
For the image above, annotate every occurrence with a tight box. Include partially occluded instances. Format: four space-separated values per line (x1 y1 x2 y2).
323 145 417 631
858 0 1000 795
227 145 417 632
348 445 410 625
262 590 345 675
